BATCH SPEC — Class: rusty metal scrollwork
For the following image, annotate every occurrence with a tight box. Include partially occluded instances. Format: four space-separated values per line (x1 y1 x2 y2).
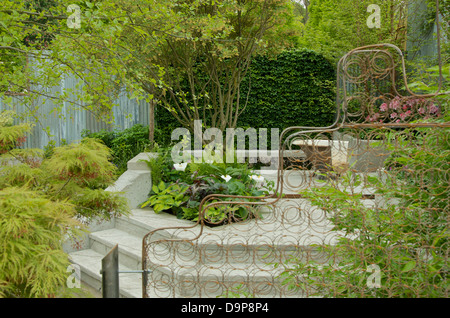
142 37 449 298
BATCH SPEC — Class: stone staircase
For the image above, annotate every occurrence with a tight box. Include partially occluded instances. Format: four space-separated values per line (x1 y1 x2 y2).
65 152 379 298
66 205 329 298
64 153 154 298
67 208 186 298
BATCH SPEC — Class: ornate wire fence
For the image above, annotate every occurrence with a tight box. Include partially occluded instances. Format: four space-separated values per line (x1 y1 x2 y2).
142 43 449 298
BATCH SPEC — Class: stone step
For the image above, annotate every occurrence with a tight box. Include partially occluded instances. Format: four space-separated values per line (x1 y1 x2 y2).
68 249 143 298
70 206 324 297
70 199 374 298
137 202 341 263
89 228 142 270
70 228 308 298
89 210 332 271
146 259 306 298
115 208 194 238
66 152 383 298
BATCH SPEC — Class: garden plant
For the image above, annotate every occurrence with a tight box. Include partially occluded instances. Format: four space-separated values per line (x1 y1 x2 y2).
0 0 448 300
81 124 158 176
277 92 449 297
142 146 275 226
0 111 128 297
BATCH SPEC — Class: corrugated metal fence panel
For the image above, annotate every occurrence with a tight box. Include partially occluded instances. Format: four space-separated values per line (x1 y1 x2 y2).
0 76 150 149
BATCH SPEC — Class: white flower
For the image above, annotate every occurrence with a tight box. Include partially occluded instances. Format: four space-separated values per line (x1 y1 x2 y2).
174 162 188 171
221 175 232 182
250 174 265 183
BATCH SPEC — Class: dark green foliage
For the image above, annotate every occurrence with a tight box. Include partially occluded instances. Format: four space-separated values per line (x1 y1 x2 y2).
156 49 337 139
142 148 275 225
237 49 336 131
82 124 162 175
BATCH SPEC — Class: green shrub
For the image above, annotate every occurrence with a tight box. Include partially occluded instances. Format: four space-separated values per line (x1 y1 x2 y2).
0 137 129 224
81 124 154 175
237 49 336 131
142 148 275 225
1 112 129 222
0 111 131 297
141 181 190 215
0 110 32 154
0 187 80 298
278 126 448 297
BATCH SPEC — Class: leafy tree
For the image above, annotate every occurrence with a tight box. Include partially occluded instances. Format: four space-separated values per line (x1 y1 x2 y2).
406 0 449 94
0 187 80 298
299 0 410 63
148 0 301 132
1 0 301 138
292 0 311 24
90 0 302 132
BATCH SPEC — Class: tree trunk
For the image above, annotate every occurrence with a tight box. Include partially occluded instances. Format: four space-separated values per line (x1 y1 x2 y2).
149 99 155 146
303 0 310 23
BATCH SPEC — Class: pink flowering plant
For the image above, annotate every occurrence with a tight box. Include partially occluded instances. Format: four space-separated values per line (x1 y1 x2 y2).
365 96 441 123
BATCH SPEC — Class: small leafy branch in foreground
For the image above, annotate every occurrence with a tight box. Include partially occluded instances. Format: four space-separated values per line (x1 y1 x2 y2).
278 126 448 297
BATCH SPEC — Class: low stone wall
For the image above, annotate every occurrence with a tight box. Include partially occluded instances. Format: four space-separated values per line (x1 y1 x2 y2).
106 152 154 209
333 132 391 173
63 153 154 254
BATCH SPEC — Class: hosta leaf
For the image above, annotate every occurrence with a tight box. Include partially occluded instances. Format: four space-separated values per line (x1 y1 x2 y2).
153 203 171 213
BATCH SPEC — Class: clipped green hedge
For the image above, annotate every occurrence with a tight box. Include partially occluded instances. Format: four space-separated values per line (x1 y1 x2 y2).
237 49 336 131
156 48 337 142
81 124 154 175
